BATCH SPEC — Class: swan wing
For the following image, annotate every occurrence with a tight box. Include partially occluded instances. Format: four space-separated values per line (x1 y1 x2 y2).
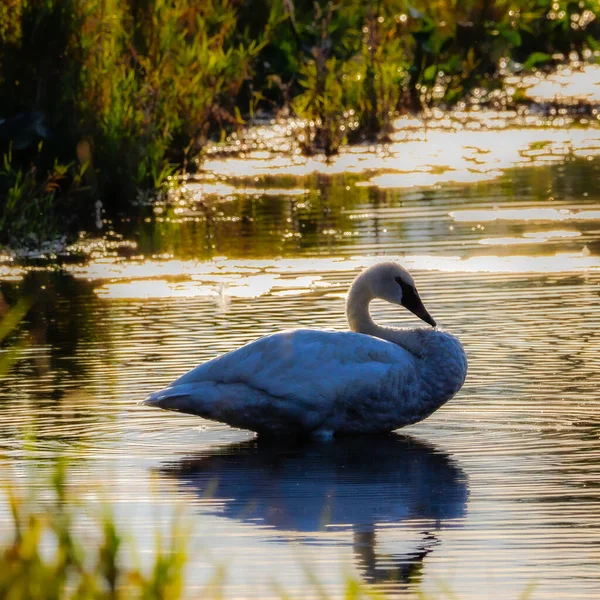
144 329 415 434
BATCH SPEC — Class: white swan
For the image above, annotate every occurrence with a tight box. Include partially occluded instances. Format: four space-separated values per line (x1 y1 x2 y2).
143 262 467 437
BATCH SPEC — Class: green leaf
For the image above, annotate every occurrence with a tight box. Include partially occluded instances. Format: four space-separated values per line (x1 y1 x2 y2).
500 28 522 46
0 298 31 343
448 55 462 72
423 64 438 82
524 52 552 70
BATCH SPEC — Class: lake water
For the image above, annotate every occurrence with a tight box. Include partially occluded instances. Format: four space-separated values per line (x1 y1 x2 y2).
1 115 600 598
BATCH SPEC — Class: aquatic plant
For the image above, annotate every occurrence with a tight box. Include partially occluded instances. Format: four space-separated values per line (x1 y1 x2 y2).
268 0 600 151
286 1 408 153
406 0 600 108
0 143 88 247
0 460 188 600
75 0 267 195
0 0 269 243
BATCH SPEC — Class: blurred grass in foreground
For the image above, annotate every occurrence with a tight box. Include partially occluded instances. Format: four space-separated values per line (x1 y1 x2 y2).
0 295 31 378
0 460 188 600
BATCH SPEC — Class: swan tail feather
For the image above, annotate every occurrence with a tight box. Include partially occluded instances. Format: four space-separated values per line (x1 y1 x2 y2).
141 383 221 417
142 381 324 435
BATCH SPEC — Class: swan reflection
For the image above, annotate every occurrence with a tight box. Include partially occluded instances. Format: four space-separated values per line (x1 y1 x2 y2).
161 434 468 586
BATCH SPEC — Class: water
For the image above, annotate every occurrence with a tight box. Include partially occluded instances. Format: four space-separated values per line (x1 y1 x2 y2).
1 119 600 598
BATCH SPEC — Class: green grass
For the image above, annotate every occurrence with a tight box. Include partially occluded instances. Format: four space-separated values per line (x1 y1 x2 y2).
0 460 188 600
0 458 390 599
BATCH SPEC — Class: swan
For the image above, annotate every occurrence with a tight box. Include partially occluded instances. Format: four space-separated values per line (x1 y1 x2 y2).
143 262 467 437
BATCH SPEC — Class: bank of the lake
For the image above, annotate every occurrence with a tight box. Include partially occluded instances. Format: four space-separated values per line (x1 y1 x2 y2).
1 0 599 247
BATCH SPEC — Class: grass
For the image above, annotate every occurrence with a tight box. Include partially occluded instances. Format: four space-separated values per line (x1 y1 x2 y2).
0 143 88 248
0 460 188 600
0 457 394 599
0 0 599 245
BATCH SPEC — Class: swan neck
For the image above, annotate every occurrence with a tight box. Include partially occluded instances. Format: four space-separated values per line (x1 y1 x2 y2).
346 276 377 335
346 273 403 344
346 274 404 344
346 273 426 356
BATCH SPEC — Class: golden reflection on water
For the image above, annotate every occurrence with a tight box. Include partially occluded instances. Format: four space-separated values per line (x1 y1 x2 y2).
95 273 328 300
73 250 599 300
479 230 581 246
0 264 24 281
185 181 310 200
451 208 600 222
515 63 600 105
362 169 503 189
199 122 600 194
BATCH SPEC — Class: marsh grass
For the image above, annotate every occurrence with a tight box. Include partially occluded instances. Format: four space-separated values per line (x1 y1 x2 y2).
75 0 269 195
0 143 89 247
0 460 189 600
0 0 273 244
0 455 394 600
287 0 600 152
0 0 598 244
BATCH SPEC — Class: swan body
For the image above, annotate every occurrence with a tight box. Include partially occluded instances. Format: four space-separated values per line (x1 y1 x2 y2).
143 262 467 437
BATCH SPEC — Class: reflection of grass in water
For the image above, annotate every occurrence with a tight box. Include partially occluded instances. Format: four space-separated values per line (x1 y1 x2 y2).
0 274 121 453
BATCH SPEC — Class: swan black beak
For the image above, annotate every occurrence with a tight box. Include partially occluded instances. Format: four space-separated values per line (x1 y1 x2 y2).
399 285 437 327
411 305 436 328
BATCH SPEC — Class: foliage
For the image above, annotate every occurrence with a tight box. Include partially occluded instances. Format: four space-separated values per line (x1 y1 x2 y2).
0 143 88 247
267 0 600 152
74 0 266 197
292 56 359 155
0 460 188 600
289 2 409 151
0 0 269 244
0 0 599 244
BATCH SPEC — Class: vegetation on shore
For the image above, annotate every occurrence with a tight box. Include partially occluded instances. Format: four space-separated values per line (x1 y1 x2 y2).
0 0 599 246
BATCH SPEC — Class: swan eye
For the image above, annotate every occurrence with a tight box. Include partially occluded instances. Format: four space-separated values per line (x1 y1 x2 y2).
396 277 418 303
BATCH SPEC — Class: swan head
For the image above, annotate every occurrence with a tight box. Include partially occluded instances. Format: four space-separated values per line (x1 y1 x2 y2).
362 262 436 327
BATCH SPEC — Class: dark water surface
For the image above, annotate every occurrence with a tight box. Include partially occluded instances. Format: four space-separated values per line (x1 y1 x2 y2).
1 121 600 598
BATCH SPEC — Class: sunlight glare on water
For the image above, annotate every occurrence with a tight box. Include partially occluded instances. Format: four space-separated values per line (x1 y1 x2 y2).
1 118 600 599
